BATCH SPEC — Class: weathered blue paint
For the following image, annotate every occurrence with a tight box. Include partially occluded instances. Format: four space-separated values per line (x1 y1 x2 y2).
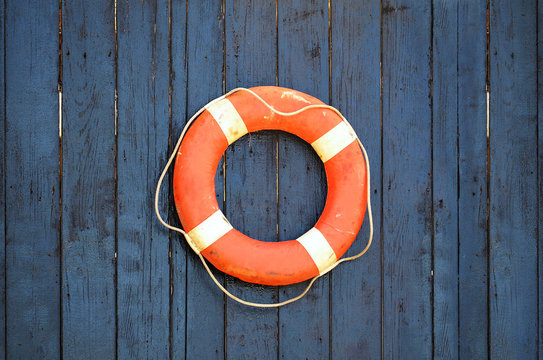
5 0 61 358
2 1 543 359
489 0 538 358
277 1 330 359
170 0 188 358
116 0 171 358
0 0 5 355
432 2 458 359
382 1 433 358
185 1 225 358
539 1 543 357
61 0 116 358
458 1 488 358
330 0 381 358
224 1 278 359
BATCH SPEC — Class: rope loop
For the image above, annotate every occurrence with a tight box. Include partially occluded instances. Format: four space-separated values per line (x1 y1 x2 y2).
155 87 373 308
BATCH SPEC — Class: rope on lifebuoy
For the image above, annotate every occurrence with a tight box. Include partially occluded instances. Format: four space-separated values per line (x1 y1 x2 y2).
155 87 373 308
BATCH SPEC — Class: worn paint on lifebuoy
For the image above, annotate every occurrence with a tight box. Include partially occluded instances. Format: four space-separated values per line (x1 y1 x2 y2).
173 86 368 285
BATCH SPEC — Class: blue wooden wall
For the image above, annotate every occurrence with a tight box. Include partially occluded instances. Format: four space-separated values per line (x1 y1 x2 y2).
1 0 541 359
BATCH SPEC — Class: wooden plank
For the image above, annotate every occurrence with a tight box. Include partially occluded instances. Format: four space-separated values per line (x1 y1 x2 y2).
170 0 187 358
489 0 538 358
223 1 278 359
277 1 330 358
0 0 5 355
381 1 433 358
432 1 458 359
61 1 116 357
457 1 488 358
329 0 381 358
4 0 61 357
116 0 170 358
184 1 225 358
539 1 543 357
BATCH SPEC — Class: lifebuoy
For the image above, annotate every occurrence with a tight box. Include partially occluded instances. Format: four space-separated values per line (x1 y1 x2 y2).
173 86 368 286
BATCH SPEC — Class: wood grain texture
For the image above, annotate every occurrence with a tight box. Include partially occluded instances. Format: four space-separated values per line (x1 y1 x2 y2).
224 1 278 359
4 0 61 358
277 1 330 358
0 0 5 355
184 0 225 358
170 0 187 358
330 0 381 358
223 132 278 359
382 1 433 358
432 1 458 359
489 0 538 358
116 0 170 358
539 1 543 357
4 1 543 358
457 1 488 357
61 0 116 357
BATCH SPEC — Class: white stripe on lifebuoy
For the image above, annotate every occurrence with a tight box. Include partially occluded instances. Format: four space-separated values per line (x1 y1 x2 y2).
188 210 233 253
311 121 357 163
205 98 248 144
296 227 337 274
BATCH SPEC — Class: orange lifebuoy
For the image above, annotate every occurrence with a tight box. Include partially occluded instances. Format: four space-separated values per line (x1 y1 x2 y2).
173 86 368 286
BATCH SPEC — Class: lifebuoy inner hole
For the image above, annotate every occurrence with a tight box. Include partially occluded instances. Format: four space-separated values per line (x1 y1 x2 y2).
214 130 327 243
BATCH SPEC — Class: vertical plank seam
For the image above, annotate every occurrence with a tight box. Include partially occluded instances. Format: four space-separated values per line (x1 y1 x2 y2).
275 3 280 359
275 0 279 89
430 0 435 358
485 0 491 357
151 13 159 351
113 0 119 358
379 0 384 358
155 2 162 353
58 1 64 358
275 1 280 357
536 0 540 357
456 0 461 357
167 0 173 359
183 1 189 359
2 0 5 355
328 1 333 358
222 0 226 96
275 133 280 357
221 1 227 359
